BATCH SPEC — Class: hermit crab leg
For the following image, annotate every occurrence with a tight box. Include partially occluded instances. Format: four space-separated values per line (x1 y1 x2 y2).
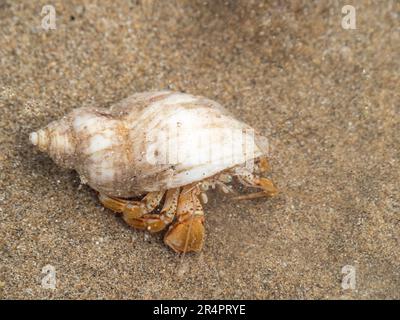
163 184 205 253
98 194 141 213
131 188 181 233
98 191 165 228
233 170 278 200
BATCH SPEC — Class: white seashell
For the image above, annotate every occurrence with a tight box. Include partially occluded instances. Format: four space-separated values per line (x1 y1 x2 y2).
29 91 269 198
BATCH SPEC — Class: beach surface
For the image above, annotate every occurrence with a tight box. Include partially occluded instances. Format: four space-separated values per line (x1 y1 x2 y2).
0 0 399 299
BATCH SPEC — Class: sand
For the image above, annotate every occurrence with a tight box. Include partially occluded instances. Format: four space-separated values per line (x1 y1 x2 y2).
0 0 399 299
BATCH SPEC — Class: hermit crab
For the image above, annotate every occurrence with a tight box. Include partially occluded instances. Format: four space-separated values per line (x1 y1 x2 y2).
29 91 277 253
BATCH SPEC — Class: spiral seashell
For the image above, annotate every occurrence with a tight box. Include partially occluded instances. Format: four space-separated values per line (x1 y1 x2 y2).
30 91 269 198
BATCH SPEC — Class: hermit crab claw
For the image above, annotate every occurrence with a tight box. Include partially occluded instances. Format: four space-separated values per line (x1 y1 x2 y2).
257 177 278 197
232 176 278 200
164 216 205 253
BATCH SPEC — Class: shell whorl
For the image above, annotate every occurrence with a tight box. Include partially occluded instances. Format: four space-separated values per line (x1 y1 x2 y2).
29 129 49 151
29 118 76 168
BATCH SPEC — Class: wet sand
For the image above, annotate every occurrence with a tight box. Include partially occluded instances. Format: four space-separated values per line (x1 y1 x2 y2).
0 0 399 299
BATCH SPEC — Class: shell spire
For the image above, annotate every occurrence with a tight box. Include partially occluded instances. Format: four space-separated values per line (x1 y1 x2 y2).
29 117 76 169
29 129 49 151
